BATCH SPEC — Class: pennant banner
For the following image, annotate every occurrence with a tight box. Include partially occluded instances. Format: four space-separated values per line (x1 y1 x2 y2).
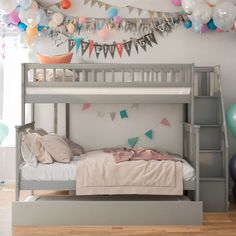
145 129 153 140
75 38 81 54
81 40 89 56
160 118 171 127
116 43 124 58
120 110 128 119
124 40 132 56
109 43 116 59
110 112 116 121
103 44 109 58
128 137 139 148
82 103 91 111
94 44 103 58
68 39 75 52
89 40 94 58
137 37 147 51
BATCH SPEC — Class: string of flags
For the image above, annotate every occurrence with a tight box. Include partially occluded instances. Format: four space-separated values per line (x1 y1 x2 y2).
82 103 139 120
83 0 174 16
128 117 171 148
67 30 158 58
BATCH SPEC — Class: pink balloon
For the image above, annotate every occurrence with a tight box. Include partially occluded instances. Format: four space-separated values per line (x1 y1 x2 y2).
98 28 108 40
78 16 86 25
113 15 121 25
171 0 182 6
201 24 209 33
8 10 20 25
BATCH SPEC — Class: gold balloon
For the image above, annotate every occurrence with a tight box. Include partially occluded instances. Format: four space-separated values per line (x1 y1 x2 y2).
67 23 76 34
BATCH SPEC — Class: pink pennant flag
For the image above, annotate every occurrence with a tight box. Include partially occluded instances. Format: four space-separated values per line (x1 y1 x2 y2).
160 118 171 127
82 103 91 111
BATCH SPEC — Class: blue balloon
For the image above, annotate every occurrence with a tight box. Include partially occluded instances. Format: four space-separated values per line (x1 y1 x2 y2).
0 122 9 144
184 20 192 29
17 22 27 32
37 25 45 32
207 19 217 31
107 7 118 19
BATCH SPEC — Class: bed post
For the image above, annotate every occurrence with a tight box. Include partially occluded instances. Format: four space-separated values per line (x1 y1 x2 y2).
66 103 70 139
21 63 26 125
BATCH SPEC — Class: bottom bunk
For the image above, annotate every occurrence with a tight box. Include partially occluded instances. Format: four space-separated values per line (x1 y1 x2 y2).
13 122 202 226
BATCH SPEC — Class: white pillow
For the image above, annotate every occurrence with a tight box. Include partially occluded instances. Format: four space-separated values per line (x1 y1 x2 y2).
21 142 37 168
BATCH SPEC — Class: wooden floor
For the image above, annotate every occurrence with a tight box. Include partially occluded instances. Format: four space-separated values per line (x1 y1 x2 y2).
1 184 236 236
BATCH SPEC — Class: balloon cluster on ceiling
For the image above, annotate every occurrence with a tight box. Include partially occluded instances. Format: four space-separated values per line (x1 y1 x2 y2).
171 0 236 33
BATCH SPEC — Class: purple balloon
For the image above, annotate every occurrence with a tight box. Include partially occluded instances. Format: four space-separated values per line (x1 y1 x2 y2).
201 24 209 33
9 10 21 25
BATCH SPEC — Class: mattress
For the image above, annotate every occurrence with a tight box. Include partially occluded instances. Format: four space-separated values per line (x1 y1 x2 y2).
21 151 195 182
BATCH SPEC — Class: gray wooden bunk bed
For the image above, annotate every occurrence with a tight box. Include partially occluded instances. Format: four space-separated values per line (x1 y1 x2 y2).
12 63 228 226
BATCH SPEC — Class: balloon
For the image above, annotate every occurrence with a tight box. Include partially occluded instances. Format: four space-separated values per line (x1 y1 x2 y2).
18 22 27 31
207 18 217 30
171 0 182 6
0 0 17 14
207 0 220 7
192 3 212 24
25 8 41 27
184 20 192 29
182 0 204 13
107 7 118 18
38 9 48 26
31 0 38 10
9 10 21 25
67 22 76 33
192 21 202 33
17 0 32 10
226 104 236 139
113 15 121 25
78 16 86 25
48 20 57 28
60 0 71 10
98 28 108 40
229 154 236 182
213 2 236 31
52 12 64 26
0 122 9 144
26 26 38 39
19 9 27 24
1 14 10 25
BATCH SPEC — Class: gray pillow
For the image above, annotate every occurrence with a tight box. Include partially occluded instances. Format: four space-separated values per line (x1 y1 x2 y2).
64 138 84 156
40 134 73 163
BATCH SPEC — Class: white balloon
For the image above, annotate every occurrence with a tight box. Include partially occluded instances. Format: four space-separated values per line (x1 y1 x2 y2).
0 0 17 14
213 1 236 31
192 3 212 24
182 0 204 13
17 0 32 10
25 8 41 27
192 21 202 33
38 9 48 26
52 12 64 26
19 9 27 24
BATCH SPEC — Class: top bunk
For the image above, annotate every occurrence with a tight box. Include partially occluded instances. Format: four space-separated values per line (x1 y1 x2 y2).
22 63 194 104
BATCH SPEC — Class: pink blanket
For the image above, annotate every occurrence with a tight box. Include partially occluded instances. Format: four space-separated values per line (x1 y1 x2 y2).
104 147 176 164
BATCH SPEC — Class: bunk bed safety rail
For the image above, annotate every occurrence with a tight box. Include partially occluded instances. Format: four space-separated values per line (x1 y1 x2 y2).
24 63 193 88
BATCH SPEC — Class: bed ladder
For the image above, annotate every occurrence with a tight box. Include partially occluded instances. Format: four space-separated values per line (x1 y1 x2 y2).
191 66 229 212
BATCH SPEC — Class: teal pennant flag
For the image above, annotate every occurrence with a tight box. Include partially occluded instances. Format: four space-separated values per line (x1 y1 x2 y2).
128 137 139 148
120 110 128 119
145 129 153 140
75 38 81 54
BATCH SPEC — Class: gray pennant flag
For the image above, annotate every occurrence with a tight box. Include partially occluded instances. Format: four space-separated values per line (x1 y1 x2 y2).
137 8 143 16
108 43 116 59
103 44 109 58
84 0 91 5
110 112 116 121
144 34 152 47
90 0 97 7
81 40 89 56
97 1 103 8
94 44 103 58
145 31 158 45
132 38 139 53
105 4 111 10
137 37 147 51
124 40 132 56
127 6 134 14
68 39 75 52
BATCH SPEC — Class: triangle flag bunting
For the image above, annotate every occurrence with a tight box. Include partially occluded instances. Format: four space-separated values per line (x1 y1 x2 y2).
120 110 128 119
145 129 153 140
75 38 81 54
160 118 171 127
128 137 139 148
110 112 116 121
82 103 91 111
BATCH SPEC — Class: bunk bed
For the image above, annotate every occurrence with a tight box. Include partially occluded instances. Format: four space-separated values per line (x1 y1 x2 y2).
12 63 228 226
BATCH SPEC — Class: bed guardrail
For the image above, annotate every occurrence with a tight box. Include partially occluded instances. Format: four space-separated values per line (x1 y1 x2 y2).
15 122 35 201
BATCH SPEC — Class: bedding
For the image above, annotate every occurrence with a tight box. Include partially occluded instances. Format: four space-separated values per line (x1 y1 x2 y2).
21 150 195 188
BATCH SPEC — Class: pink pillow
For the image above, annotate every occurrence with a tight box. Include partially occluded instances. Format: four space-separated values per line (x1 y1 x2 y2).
37 52 73 64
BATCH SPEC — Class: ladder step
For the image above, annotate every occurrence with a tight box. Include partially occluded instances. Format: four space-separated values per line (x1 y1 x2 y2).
199 125 221 127
200 150 222 153
200 177 225 182
195 96 218 99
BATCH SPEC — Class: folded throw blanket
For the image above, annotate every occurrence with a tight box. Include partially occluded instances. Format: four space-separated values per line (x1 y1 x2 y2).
104 147 176 164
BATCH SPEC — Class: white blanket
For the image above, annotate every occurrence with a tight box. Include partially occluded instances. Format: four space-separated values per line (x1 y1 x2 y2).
76 150 183 196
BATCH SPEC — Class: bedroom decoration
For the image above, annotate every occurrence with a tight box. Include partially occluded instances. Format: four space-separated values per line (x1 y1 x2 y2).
160 118 171 127
128 137 139 148
120 110 128 119
60 0 72 10
145 129 153 140
226 103 236 139
37 52 73 64
82 103 92 111
0 122 9 145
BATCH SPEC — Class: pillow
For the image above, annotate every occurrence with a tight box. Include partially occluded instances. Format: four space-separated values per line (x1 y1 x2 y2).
64 138 84 156
20 141 37 167
28 128 48 136
22 133 53 164
40 134 73 163
34 69 79 82
37 52 73 64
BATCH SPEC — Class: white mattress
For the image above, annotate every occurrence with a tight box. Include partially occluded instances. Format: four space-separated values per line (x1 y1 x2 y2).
21 152 195 182
26 87 191 96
